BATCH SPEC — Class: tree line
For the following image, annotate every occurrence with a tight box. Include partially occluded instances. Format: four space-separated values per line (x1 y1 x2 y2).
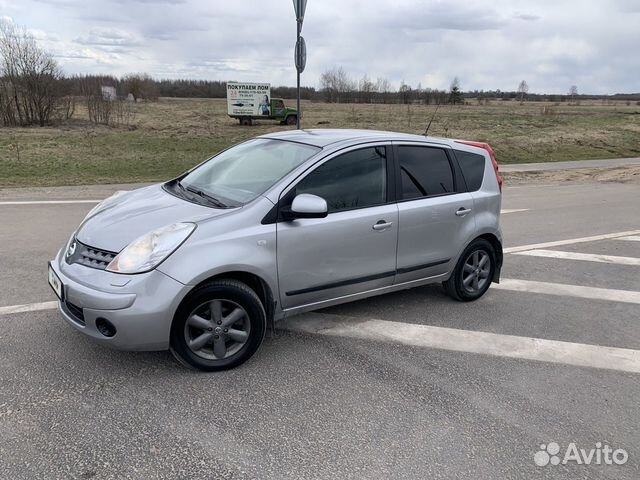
317 67 465 104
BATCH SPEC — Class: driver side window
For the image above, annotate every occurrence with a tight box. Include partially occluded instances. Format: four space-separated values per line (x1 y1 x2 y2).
290 146 387 213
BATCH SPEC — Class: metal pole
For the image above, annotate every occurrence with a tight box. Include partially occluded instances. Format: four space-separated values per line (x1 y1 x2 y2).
296 19 301 129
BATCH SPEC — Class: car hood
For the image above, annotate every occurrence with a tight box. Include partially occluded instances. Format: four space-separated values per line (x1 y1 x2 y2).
76 184 234 252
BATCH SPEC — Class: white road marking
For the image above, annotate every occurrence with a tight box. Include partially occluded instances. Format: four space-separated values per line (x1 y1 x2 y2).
282 313 640 373
504 230 640 253
493 278 640 304
0 301 57 315
0 200 101 205
616 236 640 242
501 208 529 214
513 249 640 266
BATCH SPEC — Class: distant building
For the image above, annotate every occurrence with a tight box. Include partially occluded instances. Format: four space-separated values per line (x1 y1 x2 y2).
101 86 117 101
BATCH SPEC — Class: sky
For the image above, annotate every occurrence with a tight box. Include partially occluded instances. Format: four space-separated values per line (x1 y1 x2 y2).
1 0 638 94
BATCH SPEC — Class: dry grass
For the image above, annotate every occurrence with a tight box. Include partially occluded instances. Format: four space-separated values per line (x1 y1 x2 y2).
1 97 639 187
504 166 640 185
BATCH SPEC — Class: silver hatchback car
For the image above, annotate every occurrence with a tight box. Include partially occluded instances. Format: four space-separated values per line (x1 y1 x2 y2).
48 129 503 371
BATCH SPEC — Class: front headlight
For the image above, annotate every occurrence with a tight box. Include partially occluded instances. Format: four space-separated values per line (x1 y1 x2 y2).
106 223 196 274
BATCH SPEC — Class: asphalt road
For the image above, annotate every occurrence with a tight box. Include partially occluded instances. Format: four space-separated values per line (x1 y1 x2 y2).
1 179 639 479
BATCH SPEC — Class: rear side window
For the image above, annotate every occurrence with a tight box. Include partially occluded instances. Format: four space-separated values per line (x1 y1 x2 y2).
293 146 387 212
398 146 454 199
455 150 485 191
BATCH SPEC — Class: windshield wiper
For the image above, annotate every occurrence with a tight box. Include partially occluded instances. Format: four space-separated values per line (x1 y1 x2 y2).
175 179 188 194
185 185 227 208
175 180 199 201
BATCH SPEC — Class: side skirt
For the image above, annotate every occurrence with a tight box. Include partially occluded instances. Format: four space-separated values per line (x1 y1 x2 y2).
278 272 449 319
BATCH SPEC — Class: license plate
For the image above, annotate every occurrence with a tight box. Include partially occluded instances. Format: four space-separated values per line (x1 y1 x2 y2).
48 263 63 300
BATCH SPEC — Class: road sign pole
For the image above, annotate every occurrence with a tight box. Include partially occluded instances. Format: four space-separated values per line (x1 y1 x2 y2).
296 19 301 129
293 0 306 130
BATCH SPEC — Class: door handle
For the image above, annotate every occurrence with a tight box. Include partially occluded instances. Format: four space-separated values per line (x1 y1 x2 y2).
455 207 472 217
372 220 393 231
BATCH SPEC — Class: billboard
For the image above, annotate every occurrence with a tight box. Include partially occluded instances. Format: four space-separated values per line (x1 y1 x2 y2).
226 82 271 116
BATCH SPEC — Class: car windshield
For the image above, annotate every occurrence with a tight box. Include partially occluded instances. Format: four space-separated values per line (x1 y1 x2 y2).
181 139 320 205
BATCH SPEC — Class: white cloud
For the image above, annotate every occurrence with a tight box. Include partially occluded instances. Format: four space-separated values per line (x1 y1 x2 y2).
75 27 142 47
28 28 59 41
513 13 541 21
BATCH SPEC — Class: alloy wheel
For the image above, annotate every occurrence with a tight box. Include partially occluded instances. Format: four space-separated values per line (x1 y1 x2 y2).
184 299 250 360
461 249 491 294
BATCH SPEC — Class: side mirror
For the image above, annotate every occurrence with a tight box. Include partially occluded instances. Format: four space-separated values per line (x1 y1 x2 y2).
284 193 328 220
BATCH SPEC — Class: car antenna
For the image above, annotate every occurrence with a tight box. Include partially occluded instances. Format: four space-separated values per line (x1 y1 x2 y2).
424 101 441 137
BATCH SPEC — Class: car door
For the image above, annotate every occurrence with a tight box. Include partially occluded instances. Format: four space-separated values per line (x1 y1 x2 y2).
393 143 477 284
277 144 398 310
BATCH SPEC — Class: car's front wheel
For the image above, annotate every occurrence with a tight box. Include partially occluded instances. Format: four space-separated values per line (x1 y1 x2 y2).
170 279 266 371
443 238 496 302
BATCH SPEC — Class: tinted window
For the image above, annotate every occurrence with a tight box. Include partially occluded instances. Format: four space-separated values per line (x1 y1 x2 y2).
293 147 387 212
398 146 454 199
455 150 485 191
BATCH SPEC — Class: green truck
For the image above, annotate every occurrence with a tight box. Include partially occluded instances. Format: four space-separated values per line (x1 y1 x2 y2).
226 82 298 126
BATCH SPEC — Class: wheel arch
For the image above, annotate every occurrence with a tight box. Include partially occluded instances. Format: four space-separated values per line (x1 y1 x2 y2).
177 270 276 326
476 232 503 283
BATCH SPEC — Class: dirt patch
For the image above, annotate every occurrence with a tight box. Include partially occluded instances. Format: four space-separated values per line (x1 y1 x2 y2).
503 166 640 185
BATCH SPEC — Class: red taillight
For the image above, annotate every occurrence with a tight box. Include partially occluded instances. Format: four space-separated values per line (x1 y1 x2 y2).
455 140 502 192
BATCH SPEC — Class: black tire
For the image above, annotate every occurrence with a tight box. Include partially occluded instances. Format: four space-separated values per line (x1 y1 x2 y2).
443 238 496 302
170 279 266 371
240 117 252 126
286 115 297 125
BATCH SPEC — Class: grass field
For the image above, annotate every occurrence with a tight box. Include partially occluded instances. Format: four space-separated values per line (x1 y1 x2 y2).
1 97 639 187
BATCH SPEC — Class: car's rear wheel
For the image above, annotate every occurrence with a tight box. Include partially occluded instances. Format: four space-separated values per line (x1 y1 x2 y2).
286 115 297 125
443 238 495 302
170 279 266 371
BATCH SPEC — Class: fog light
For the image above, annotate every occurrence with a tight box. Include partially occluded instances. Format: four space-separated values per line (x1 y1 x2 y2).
96 317 117 337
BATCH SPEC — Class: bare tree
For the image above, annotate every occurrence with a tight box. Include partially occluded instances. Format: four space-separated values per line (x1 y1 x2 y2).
319 67 351 103
122 73 159 102
0 20 67 126
517 80 529 104
358 74 375 103
76 76 133 127
569 85 578 103
399 81 412 104
78 76 110 125
375 77 391 103
319 69 337 102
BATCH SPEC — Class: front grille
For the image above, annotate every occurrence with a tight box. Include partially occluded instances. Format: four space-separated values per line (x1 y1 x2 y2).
66 240 117 270
63 300 85 325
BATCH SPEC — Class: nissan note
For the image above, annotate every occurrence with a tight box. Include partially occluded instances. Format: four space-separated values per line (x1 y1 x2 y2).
48 129 503 371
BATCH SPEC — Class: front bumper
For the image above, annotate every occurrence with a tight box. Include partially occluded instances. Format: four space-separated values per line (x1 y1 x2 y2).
50 249 191 351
